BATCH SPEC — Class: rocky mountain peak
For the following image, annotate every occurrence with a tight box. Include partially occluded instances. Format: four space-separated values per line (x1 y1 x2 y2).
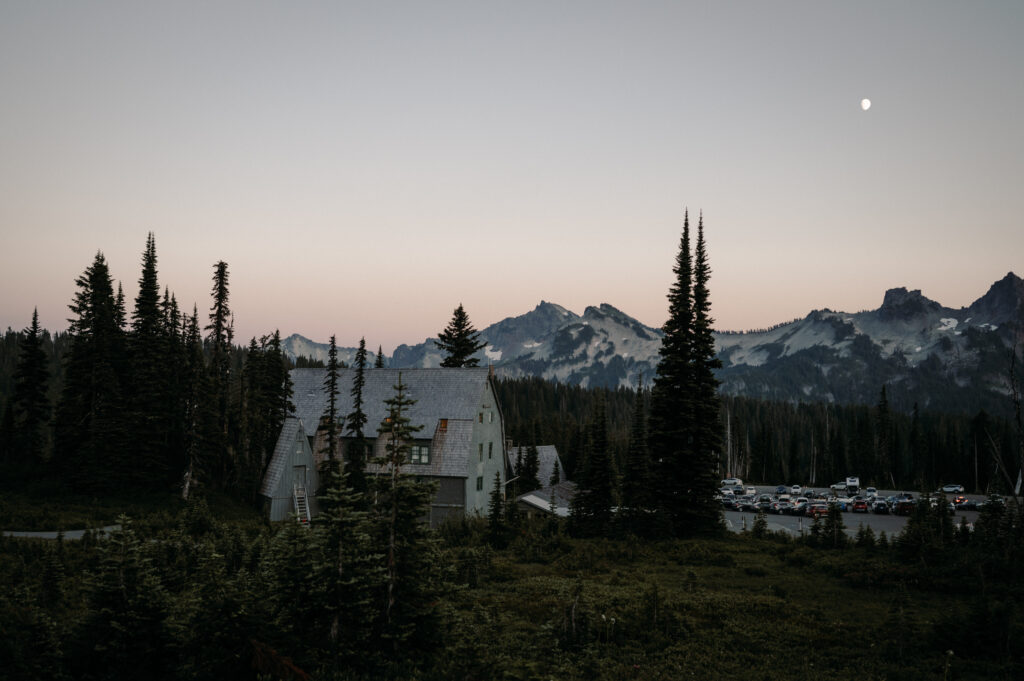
969 272 1024 324
877 287 941 321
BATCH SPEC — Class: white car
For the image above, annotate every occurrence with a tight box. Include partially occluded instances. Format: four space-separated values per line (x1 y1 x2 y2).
745 486 757 496
722 477 743 487
791 485 802 495
940 483 964 494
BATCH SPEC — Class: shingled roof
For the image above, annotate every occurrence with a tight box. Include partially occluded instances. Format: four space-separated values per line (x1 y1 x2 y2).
291 367 495 437
260 416 309 497
508 445 564 490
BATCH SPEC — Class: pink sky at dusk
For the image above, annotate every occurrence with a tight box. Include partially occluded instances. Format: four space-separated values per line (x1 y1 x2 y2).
2 2 1021 353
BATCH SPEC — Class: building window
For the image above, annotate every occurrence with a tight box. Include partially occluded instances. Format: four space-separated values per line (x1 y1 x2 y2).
409 444 430 465
488 412 494 423
488 442 493 459
476 476 483 491
478 412 483 423
438 418 448 431
478 443 483 462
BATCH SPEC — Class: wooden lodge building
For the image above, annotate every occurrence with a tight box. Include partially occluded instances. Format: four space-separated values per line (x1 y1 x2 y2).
260 367 508 525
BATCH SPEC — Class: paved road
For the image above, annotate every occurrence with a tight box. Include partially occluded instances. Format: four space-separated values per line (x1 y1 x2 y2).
3 525 120 540
724 508 980 538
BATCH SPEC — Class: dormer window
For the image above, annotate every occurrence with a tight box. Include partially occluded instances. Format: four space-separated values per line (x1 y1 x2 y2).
439 419 448 431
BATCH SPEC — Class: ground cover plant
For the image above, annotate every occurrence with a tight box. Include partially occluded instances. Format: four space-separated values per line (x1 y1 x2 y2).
1 498 1022 680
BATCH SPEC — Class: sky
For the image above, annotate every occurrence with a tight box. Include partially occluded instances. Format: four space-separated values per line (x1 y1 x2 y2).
1 1 1022 352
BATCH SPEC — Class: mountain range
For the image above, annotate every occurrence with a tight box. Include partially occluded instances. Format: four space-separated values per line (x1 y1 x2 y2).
282 272 1024 415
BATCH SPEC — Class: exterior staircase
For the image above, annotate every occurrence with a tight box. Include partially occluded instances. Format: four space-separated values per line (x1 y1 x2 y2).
293 485 311 524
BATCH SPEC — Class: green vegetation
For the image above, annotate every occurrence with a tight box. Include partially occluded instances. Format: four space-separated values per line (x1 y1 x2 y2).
3 501 1022 680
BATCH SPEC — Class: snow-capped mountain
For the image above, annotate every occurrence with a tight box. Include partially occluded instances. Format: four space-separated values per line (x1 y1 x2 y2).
282 272 1024 414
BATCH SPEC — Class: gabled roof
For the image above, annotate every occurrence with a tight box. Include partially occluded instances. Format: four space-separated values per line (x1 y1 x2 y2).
291 367 495 437
260 416 309 497
508 445 564 489
517 480 578 517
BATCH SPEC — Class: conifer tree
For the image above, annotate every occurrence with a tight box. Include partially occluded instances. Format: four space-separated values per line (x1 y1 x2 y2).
375 345 385 368
55 252 127 492
346 337 370 496
621 381 652 531
11 308 51 470
128 233 172 488
876 385 894 488
181 306 209 498
569 395 617 535
204 260 232 487
521 444 541 492
487 471 506 546
549 458 561 487
74 516 171 679
321 335 342 491
436 304 487 367
374 373 442 656
688 214 725 531
312 471 383 672
648 213 696 535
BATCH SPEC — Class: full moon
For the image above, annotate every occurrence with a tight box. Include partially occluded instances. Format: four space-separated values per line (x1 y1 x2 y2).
861 98 871 111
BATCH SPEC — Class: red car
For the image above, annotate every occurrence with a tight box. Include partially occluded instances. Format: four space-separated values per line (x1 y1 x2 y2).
852 499 869 513
807 504 829 519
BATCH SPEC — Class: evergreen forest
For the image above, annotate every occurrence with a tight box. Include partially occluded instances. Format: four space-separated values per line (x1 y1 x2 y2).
1 231 1023 679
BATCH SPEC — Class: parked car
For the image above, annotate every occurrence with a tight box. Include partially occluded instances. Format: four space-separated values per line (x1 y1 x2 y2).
852 499 869 513
865 487 878 498
978 496 1006 512
940 483 965 494
807 503 829 519
791 484 802 495
746 486 758 496
871 500 890 514
775 485 788 495
787 499 808 515
722 477 743 487
952 495 968 507
830 481 847 492
892 499 916 516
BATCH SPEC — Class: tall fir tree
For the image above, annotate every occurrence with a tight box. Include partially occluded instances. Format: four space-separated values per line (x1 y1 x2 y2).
320 335 342 497
204 260 232 487
620 380 653 532
345 337 370 496
436 304 487 367
876 385 894 488
11 308 51 470
181 306 209 498
520 444 541 492
128 233 173 488
55 252 127 492
687 213 725 532
312 471 384 674
569 395 617 536
375 345 385 368
373 373 442 656
648 212 696 535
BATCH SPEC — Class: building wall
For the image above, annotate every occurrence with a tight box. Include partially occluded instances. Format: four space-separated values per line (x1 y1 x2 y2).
465 380 506 515
267 427 319 522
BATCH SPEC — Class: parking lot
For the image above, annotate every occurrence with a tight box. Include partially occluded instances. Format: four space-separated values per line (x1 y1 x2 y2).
722 485 992 538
